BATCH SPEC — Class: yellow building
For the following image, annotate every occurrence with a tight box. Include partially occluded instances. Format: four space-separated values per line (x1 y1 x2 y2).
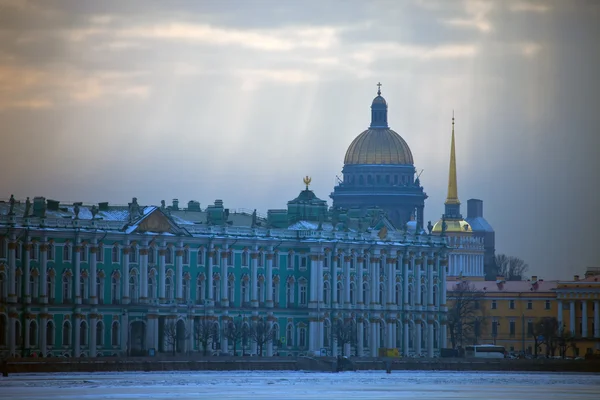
446 269 600 357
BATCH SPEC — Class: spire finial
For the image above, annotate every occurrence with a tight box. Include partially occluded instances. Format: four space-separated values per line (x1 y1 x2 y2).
377 82 382 96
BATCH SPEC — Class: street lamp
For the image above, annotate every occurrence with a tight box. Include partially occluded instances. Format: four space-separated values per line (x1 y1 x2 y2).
493 321 501 345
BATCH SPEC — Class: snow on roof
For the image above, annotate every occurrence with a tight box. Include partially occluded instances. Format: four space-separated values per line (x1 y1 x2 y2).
465 216 494 233
447 279 559 293
288 221 334 231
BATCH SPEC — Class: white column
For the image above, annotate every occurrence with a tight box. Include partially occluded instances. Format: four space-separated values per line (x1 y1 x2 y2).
74 315 81 357
441 322 447 349
176 248 183 301
140 246 148 301
73 243 80 305
153 317 160 352
89 315 97 357
7 239 16 303
24 243 31 303
40 314 47 356
187 317 194 353
309 255 318 305
90 243 98 305
266 317 273 356
357 319 364 356
251 251 258 307
594 301 600 350
121 312 129 355
427 257 434 307
582 301 588 337
387 259 394 307
415 321 422 355
309 320 317 353
357 256 364 307
158 249 166 300
386 319 393 348
220 250 229 306
370 256 378 305
415 255 421 308
440 256 447 308
557 300 563 327
266 253 273 307
317 255 324 306
122 248 130 304
39 242 49 304
427 321 434 357
570 301 576 334
332 254 338 306
344 255 351 306
8 314 17 355
369 317 377 356
403 256 409 307
403 321 409 356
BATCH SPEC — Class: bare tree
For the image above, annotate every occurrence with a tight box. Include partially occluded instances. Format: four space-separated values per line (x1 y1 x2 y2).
223 318 247 356
249 317 274 356
194 318 217 356
163 321 191 356
533 317 571 357
492 254 529 281
333 318 356 356
447 281 487 349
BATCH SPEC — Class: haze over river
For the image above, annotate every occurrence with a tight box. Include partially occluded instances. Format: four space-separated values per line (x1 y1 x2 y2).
1 371 599 399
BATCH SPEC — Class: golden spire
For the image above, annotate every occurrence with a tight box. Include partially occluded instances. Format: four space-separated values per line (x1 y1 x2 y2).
445 111 460 205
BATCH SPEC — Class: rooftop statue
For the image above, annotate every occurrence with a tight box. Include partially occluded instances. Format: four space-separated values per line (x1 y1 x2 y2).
8 194 15 215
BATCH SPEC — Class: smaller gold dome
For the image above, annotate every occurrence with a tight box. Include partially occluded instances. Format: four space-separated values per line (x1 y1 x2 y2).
432 219 472 234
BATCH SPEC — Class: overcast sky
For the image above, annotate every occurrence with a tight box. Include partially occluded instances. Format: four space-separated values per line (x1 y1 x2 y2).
0 0 598 280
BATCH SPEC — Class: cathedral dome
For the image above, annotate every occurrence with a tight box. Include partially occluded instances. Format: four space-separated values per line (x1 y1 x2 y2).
343 84 414 165
344 128 414 165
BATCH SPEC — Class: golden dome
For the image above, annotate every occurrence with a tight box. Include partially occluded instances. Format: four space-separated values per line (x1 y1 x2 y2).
344 128 414 165
432 219 473 234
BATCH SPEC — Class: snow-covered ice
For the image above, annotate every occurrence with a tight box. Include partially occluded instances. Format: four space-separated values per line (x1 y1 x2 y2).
1 370 599 399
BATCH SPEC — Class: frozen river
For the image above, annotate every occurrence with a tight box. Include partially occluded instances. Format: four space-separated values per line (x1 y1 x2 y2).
1 370 600 399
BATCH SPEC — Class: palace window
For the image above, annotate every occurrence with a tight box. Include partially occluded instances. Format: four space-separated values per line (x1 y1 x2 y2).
527 300 533 310
509 300 515 309
363 282 370 306
129 275 138 303
46 320 55 347
62 275 72 303
112 247 119 263
165 277 173 300
80 321 88 346
227 251 233 266
47 243 55 261
62 321 71 346
183 278 190 300
0 315 7 346
111 321 120 346
323 320 331 347
273 254 279 268
527 321 533 336
79 276 86 301
272 281 278 304
299 283 307 306
148 277 155 300
96 245 103 263
165 248 173 264
287 253 294 269
0 272 5 302
509 321 516 337
491 300 497 310
96 321 104 346
242 252 248 267
545 300 551 310
97 277 104 304
183 248 190 264
323 256 329 269
286 324 293 346
111 277 119 304
395 284 402 305
337 282 343 304
227 279 234 303
241 280 249 304
196 278 205 304
420 285 426 306
258 253 264 267
0 237 5 259
29 321 38 347
148 248 155 264
128 248 137 263
323 281 330 305
286 282 294 306
350 282 356 305
299 327 306 347
80 247 87 262
300 257 307 269
198 249 204 265
433 286 438 307
63 244 71 262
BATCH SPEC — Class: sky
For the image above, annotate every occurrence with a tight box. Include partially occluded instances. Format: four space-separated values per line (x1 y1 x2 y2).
0 0 598 280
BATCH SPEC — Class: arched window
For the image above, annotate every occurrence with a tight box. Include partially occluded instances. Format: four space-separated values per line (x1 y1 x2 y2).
46 320 55 347
197 249 204 265
183 278 190 301
47 274 54 303
63 321 71 346
420 285 426 306
15 320 22 346
165 248 172 264
63 244 71 262
285 281 293 306
272 324 280 347
112 247 119 263
29 275 36 301
286 324 293 346
395 284 401 305
212 279 220 302
0 314 7 346
29 320 38 347
129 275 138 303
96 277 103 304
148 277 155 300
379 283 385 305
111 321 120 346
241 252 248 267
182 248 189 264
80 321 88 346
350 282 356 305
62 275 71 302
408 285 413 306
96 321 104 346
363 282 370 306
336 282 343 304
323 281 330 306
196 277 205 304
271 281 278 305
96 244 103 263
111 277 119 304
79 276 85 300
359 175 364 185
323 320 331 347
165 277 173 300
227 279 234 303
433 286 438 307
363 322 369 348
0 272 6 301
433 323 439 348
148 248 155 264
299 327 306 347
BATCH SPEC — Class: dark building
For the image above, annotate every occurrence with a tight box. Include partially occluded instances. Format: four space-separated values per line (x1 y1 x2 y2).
465 198 496 276
330 86 427 229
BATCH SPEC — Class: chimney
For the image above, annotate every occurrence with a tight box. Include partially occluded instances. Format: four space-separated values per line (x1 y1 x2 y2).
467 199 483 219
574 275 580 281
496 275 505 282
531 275 538 282
172 199 179 211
